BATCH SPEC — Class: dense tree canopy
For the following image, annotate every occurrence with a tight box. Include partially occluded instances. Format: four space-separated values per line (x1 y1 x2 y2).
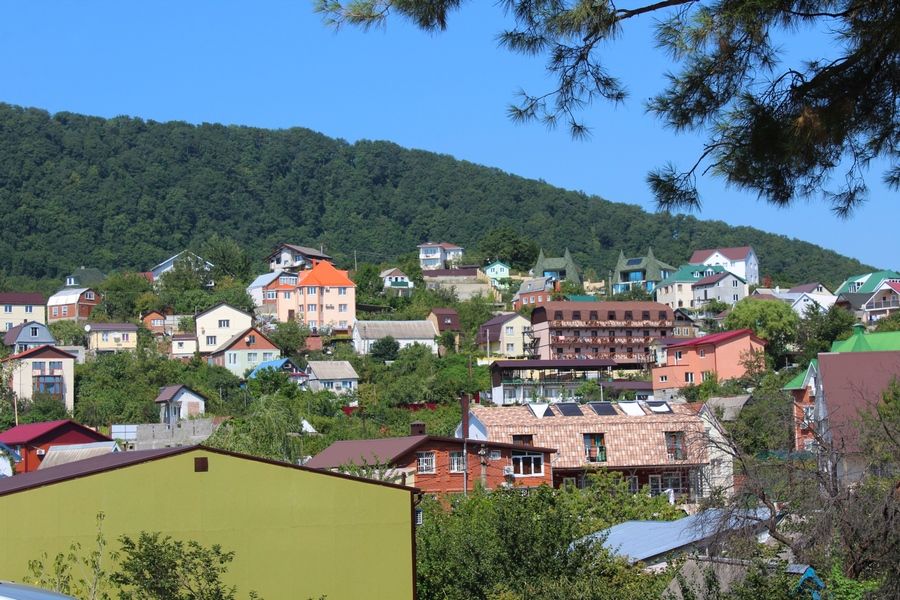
0 104 874 293
317 0 899 214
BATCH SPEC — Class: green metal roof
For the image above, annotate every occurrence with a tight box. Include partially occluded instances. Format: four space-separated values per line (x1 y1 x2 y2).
666 263 727 283
565 294 599 302
835 270 900 295
783 359 818 390
830 329 900 353
614 248 676 283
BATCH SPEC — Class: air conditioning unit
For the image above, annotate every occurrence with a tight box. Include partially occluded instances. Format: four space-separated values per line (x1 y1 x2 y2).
502 465 515 476
36 448 46 456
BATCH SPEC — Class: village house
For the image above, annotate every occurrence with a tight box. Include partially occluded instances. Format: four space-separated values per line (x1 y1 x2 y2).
155 385 207 426
352 320 439 355
305 360 359 394
246 271 282 309
655 264 727 309
308 421 555 493
0 419 111 474
194 303 253 354
3 321 56 354
478 313 532 357
531 301 675 367
672 308 700 338
248 357 308 385
483 261 511 287
380 267 414 296
652 329 766 401
148 251 214 282
458 402 719 497
835 270 900 296
511 276 557 311
142 309 167 335
427 307 460 351
170 333 198 360
0 446 417 599
417 242 464 270
612 248 675 295
782 360 819 452
860 280 900 323
293 261 356 333
208 326 281 378
0 292 46 331
689 246 760 285
85 322 139 354
47 287 100 322
266 242 333 273
0 345 76 413
691 271 749 307
531 248 581 284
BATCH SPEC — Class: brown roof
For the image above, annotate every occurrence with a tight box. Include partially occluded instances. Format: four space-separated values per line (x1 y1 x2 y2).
267 243 332 261
789 282 826 294
154 384 205 404
0 445 416 498
430 308 460 332
0 292 45 305
694 272 735 287
422 268 479 278
0 344 76 363
469 403 707 469
478 313 524 343
172 333 197 340
210 326 277 354
689 247 753 263
818 351 900 454
532 301 674 323
87 322 139 332
305 435 556 470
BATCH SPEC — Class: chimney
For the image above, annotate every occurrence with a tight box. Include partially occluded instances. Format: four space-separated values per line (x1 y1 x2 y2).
410 421 426 436
460 393 470 440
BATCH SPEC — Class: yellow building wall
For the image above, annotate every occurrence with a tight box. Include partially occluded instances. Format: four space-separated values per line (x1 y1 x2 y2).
0 304 46 329
88 331 138 352
0 450 415 600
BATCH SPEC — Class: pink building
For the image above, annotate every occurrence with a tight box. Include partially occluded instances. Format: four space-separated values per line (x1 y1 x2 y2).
652 329 766 400
274 262 356 334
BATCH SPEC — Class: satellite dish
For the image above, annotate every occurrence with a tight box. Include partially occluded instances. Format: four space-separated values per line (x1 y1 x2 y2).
83 324 92 333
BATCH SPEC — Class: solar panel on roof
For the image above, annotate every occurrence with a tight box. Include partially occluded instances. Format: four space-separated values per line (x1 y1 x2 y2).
588 402 617 416
626 258 643 266
556 402 584 416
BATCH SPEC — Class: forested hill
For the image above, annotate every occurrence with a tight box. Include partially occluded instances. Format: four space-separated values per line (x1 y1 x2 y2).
0 103 873 289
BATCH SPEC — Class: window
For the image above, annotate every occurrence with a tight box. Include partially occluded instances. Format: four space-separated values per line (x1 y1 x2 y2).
512 434 534 446
733 294 739 302
265 291 277 300
25 305 33 313
803 405 815 425
583 434 607 462
417 452 436 474
101 332 109 342
659 375 668 383
61 306 68 316
307 286 317 294
338 304 348 312
206 336 217 346
283 291 291 299
218 319 230 328
308 320 317 329
449 451 467 473
685 372 695 383
659 311 668 320
489 450 502 461
323 381 334 389
505 326 514 335
30 327 38 337
32 361 46 374
701 371 712 381
641 310 650 320
626 475 639 493
33 375 63 398
665 431 686 460
506 343 515 353
699 349 705 358
122 333 130 342
3 305 11 313
227 352 237 365
339 321 347 328
589 311 598 320
536 295 542 302
415 508 424 526
608 330 615 337
572 311 581 320
643 330 650 337
152 319 164 327
307 304 317 312
262 352 273 361
338 287 347 295
677 284 683 292
625 330 632 337
52 307 59 317
177 342 184 349
553 310 564 320
247 334 256 344
607 311 616 320
85 291 95 300
674 350 683 360
732 279 739 287
48 360 62 371
247 352 258 363
511 451 543 476
624 311 633 320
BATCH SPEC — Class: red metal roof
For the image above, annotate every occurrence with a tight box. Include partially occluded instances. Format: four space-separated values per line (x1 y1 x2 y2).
689 246 753 263
693 272 730 286
0 345 76 363
886 281 900 294
664 329 765 349
0 292 45 305
0 420 109 445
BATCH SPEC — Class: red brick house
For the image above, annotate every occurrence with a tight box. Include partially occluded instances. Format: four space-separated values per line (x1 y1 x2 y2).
782 360 819 452
0 420 111 474
47 288 101 322
306 425 555 493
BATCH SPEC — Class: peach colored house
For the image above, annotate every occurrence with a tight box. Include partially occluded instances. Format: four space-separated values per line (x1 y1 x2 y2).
292 262 356 333
652 329 766 400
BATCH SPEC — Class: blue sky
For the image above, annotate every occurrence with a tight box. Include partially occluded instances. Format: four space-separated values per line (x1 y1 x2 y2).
0 1 895 269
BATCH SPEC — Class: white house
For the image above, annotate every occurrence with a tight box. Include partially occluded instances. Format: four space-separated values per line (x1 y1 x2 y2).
352 320 438 355
194 303 253 354
689 246 759 285
691 272 749 307
149 251 214 282
417 242 464 270
266 243 333 273
484 261 511 288
247 271 280 307
154 385 207 425
380 268 414 296
306 361 359 395
170 333 198 359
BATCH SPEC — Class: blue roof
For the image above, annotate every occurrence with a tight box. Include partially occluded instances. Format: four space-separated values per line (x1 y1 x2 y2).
248 271 280 289
584 508 771 563
247 358 290 379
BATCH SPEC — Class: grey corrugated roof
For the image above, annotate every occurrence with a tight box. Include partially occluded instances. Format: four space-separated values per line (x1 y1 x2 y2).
87 323 139 332
354 320 437 340
307 361 358 381
37 441 120 470
704 396 751 422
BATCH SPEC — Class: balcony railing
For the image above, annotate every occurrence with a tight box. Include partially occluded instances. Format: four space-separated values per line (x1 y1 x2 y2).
585 446 607 462
667 450 687 461
557 352 656 363
552 336 656 345
865 298 900 311
550 320 672 329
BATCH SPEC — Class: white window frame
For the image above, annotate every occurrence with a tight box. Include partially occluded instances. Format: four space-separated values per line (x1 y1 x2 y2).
416 451 436 474
685 372 695 383
449 451 466 473
206 335 217 346
511 451 544 477
25 305 33 313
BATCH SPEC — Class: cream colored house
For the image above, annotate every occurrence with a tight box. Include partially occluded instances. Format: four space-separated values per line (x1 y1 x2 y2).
170 333 198 359
477 313 532 358
0 293 46 331
195 303 253 354
86 323 139 354
1 346 76 413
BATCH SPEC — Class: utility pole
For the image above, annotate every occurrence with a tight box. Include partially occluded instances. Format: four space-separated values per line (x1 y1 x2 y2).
354 250 358 272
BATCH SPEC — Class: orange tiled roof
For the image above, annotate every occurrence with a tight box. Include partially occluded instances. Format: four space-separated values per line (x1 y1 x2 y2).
469 403 708 469
298 261 355 287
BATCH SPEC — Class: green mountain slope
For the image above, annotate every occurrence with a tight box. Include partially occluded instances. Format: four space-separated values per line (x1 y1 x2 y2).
0 103 873 288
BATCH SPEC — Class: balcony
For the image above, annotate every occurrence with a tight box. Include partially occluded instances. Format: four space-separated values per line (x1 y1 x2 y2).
585 446 607 463
865 298 900 311
557 352 655 363
667 450 687 461
550 320 672 329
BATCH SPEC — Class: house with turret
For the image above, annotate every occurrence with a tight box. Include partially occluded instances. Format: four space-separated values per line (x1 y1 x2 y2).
531 249 580 284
